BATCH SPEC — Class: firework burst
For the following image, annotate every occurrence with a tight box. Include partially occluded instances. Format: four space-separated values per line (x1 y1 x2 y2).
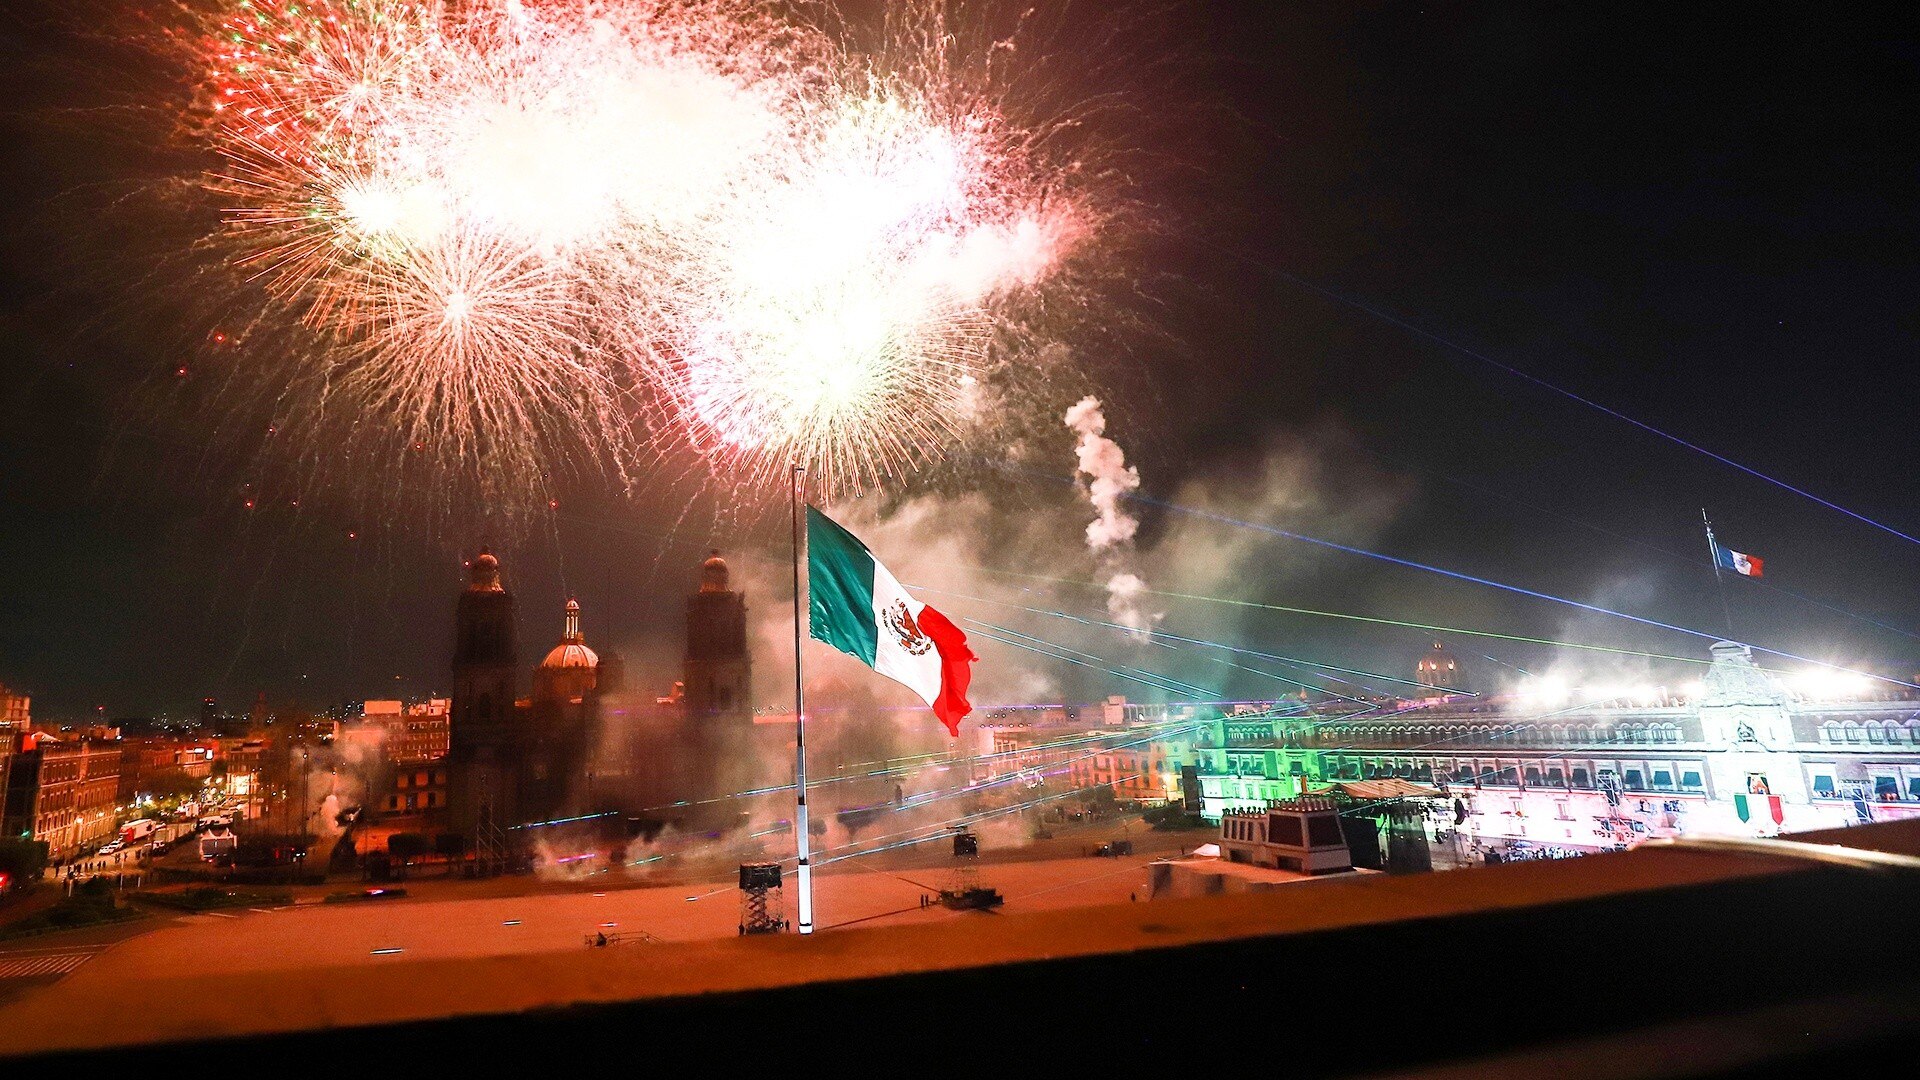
170 0 1137 504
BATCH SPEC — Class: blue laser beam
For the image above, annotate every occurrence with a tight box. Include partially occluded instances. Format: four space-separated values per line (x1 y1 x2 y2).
1264 268 1920 549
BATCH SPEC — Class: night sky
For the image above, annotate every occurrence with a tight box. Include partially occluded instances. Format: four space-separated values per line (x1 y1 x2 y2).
3 2 1918 719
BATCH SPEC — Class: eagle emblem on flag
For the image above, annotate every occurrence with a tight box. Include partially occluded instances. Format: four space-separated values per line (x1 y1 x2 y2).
883 600 934 655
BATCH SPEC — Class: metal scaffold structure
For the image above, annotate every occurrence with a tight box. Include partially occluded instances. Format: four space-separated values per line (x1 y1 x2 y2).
739 862 788 935
939 825 1003 910
472 816 509 877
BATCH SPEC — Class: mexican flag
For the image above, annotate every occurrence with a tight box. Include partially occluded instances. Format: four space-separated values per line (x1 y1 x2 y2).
807 506 977 735
1733 792 1784 826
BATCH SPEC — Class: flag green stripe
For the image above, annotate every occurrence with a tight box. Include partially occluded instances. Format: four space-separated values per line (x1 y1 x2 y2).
807 505 878 666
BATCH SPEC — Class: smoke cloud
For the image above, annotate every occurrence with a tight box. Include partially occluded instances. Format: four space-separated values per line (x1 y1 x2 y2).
1064 396 1159 633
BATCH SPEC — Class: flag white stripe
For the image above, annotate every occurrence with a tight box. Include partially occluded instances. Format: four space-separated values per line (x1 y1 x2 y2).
867 560 944 709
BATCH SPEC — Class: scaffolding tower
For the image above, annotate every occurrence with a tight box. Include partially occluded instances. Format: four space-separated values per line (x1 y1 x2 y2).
472 815 510 877
739 862 788 935
939 825 1003 910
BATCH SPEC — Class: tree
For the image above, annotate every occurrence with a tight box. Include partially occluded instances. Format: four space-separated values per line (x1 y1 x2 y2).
0 838 50 883
142 768 203 800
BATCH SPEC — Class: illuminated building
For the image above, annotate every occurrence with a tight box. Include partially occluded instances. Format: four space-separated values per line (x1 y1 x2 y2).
0 681 28 737
1416 641 1463 695
339 699 452 817
1184 642 1920 847
968 699 1210 802
2 733 122 861
117 736 218 802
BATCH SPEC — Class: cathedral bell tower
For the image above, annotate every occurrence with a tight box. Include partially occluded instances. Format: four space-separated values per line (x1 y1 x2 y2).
449 549 520 835
684 552 750 724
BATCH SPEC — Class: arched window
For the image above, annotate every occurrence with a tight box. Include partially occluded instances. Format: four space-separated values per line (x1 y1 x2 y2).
1822 721 1842 744
1866 722 1886 744
1845 723 1864 743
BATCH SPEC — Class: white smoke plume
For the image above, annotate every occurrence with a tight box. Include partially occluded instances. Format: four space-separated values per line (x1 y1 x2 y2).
1064 395 1141 550
1064 396 1159 633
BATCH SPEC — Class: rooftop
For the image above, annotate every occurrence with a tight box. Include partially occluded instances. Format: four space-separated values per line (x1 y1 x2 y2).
5 820 1917 1070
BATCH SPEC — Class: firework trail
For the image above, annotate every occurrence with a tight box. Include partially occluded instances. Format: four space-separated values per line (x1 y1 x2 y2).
1064 395 1158 632
161 0 1138 505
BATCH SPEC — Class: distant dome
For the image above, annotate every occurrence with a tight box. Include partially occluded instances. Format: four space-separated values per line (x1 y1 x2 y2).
539 597 597 670
1417 641 1460 689
541 641 599 670
700 551 731 593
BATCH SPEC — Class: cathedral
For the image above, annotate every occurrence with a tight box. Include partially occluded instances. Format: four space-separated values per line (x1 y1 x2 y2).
446 548 760 844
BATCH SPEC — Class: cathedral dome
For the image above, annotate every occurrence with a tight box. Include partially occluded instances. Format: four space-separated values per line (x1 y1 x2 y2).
1417 641 1460 691
539 598 598 670
541 641 599 669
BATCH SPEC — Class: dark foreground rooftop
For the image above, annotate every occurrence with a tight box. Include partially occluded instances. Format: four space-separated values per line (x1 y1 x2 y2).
7 819 1919 1076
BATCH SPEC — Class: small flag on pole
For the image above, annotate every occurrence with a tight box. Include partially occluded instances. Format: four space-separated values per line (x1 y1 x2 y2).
807 506 977 735
1715 545 1764 578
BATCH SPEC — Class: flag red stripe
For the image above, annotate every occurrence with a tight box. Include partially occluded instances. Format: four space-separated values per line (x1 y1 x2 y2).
916 605 975 736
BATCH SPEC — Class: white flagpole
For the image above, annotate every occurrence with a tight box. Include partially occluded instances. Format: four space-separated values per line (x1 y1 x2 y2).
1701 508 1734 639
792 464 814 934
